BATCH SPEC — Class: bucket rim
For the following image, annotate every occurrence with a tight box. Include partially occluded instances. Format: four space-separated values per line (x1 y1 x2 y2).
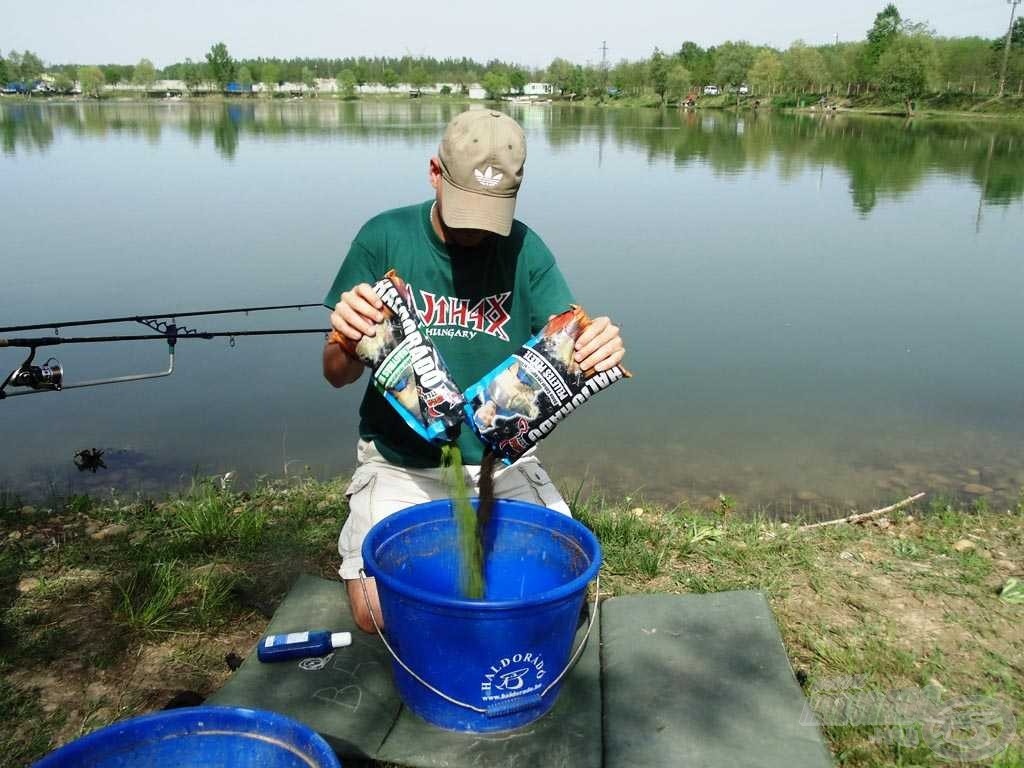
31 705 340 768
361 498 602 611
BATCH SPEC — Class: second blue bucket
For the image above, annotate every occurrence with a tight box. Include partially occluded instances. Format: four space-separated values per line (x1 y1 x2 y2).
362 498 601 733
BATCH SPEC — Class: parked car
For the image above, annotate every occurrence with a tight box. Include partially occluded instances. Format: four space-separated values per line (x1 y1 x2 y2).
703 85 720 96
738 84 750 95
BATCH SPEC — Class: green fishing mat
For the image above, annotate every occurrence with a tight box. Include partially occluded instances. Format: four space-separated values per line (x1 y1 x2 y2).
208 574 833 767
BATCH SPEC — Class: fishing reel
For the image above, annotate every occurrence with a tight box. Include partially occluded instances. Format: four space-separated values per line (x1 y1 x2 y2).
0 347 64 399
8 358 64 391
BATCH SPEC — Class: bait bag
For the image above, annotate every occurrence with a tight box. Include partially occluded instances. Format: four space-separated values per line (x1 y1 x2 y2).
329 270 465 443
464 306 631 463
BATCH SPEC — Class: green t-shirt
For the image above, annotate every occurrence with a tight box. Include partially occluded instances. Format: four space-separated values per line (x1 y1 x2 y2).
324 200 574 467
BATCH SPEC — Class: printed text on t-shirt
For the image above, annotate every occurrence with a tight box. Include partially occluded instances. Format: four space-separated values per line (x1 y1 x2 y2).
416 291 512 342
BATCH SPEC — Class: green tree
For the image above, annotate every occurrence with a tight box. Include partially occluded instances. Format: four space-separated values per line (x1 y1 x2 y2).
649 47 670 103
783 40 829 90
408 65 430 92
17 50 44 83
839 41 870 84
261 62 279 97
820 43 860 86
933 37 992 88
301 66 317 95
237 65 253 93
546 57 574 95
677 41 714 84
336 68 357 98
205 41 235 91
748 49 783 94
182 58 203 94
611 59 643 96
381 67 398 91
6 51 22 83
863 4 903 78
0 52 9 86
666 64 693 102
994 17 1024 95
567 65 589 99
509 67 527 94
714 41 756 88
78 66 105 98
133 58 157 92
1011 17 1024 47
482 69 510 99
53 71 75 93
99 64 132 85
877 31 940 115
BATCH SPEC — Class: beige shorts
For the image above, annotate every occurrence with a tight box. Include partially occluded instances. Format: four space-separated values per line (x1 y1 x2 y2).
338 440 571 580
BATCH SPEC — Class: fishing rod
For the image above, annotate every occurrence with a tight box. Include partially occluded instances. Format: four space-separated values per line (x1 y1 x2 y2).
0 302 324 334
0 303 328 400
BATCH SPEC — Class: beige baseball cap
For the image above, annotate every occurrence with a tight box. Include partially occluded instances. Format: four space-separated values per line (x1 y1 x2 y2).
437 109 526 237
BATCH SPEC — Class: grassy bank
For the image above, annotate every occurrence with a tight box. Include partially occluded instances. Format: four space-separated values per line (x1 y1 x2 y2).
694 91 1024 119
1 479 1021 766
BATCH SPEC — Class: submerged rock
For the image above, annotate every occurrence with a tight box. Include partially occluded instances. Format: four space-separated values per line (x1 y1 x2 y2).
962 483 993 496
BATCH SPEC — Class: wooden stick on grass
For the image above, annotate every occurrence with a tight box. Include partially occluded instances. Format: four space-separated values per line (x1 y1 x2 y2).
799 492 926 531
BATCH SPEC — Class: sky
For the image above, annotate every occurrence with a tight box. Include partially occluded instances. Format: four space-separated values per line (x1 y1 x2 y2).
0 0 1015 68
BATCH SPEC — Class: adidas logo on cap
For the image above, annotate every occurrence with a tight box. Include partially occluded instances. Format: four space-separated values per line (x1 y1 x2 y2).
474 166 503 188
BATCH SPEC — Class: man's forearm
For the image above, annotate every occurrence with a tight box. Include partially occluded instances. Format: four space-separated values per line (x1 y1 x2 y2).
323 342 365 388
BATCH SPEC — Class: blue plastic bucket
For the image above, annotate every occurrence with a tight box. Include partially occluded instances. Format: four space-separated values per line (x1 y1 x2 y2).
33 705 341 768
362 498 602 732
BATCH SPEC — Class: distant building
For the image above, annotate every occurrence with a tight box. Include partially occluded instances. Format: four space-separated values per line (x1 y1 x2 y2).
357 82 415 94
467 85 487 99
155 79 185 94
523 82 553 96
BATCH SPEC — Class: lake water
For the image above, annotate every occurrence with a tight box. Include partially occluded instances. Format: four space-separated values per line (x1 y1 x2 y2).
2 100 1023 516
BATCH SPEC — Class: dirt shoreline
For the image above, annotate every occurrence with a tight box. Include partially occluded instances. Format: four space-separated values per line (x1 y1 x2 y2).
1 480 1021 766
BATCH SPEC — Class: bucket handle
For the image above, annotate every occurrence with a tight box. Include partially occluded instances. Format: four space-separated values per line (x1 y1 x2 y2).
358 569 600 718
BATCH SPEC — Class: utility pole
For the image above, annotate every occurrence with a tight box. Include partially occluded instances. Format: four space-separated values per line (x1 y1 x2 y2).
998 0 1022 97
599 40 610 94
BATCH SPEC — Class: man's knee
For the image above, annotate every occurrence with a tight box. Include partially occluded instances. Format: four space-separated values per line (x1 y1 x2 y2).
346 578 383 634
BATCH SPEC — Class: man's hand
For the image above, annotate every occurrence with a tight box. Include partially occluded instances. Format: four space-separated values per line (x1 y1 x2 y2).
330 283 385 341
324 284 383 388
574 316 625 373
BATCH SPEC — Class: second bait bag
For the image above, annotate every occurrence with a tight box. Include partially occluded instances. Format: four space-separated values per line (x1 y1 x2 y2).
464 306 631 463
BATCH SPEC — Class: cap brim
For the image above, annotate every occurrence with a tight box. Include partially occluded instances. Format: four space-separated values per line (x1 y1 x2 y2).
440 176 515 237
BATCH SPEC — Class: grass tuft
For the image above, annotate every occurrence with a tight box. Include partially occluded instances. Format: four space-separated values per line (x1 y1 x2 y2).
192 571 238 627
115 560 186 633
172 480 267 553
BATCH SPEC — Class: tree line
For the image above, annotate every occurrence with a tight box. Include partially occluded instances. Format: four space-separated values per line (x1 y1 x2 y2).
3 4 1022 109
598 5 1024 112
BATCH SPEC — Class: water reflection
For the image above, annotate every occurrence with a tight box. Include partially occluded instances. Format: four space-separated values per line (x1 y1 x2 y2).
3 100 1023 514
3 101 1021 215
